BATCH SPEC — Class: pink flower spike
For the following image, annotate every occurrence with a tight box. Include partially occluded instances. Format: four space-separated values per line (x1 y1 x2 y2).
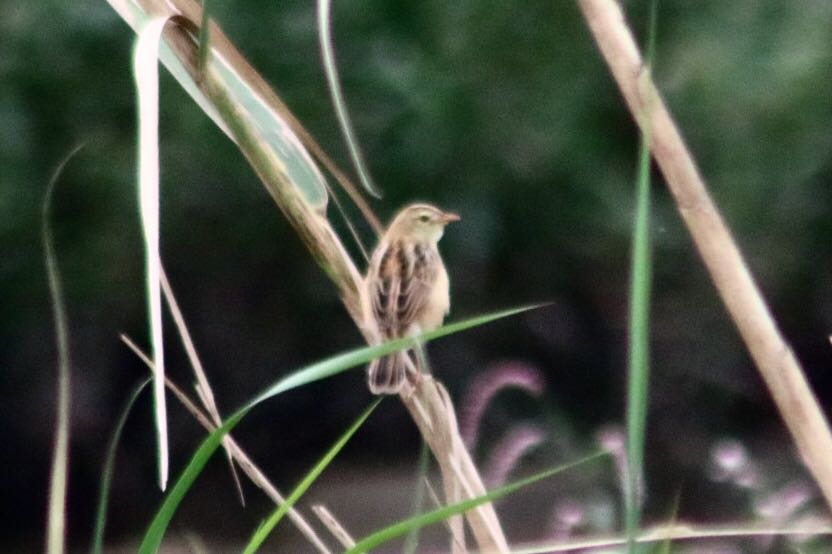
484 424 547 488
459 361 546 449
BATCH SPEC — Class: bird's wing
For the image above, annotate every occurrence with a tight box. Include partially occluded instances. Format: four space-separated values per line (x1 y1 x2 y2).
370 241 436 338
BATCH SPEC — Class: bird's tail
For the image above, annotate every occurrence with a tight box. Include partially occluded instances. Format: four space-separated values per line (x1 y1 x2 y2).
367 350 413 394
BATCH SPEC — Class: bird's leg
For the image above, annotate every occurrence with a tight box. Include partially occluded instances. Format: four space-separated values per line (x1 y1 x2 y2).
402 348 423 384
401 325 427 378
401 343 432 400
409 324 432 372
413 340 431 375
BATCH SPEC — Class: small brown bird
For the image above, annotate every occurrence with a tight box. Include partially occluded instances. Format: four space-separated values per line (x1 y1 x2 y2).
363 203 460 394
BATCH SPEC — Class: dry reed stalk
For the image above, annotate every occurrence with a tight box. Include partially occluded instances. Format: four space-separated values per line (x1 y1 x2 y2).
423 476 470 552
403 379 509 552
110 1 510 549
120 335 334 554
159 267 245 505
312 505 357 549
578 0 832 510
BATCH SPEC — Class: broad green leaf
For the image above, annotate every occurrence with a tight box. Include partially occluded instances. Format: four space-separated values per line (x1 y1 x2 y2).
243 399 382 553
108 0 233 136
106 0 328 209
211 56 328 208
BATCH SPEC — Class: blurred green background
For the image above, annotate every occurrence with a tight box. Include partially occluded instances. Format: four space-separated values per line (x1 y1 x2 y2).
2 0 831 551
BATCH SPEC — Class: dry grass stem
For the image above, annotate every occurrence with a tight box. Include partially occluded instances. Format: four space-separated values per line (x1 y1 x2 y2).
44 149 77 554
120 335 333 554
424 477 469 553
578 0 832 510
311 505 356 549
159 266 245 505
403 379 510 552
505 522 832 553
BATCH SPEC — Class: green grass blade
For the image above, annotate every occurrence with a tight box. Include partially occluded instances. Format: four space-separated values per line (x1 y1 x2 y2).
644 0 659 67
133 16 171 491
624 100 653 547
625 2 658 551
655 490 681 554
402 440 430 554
43 145 84 554
317 0 382 198
197 0 211 74
138 410 247 554
91 378 152 554
138 304 539 552
243 399 382 553
248 304 542 407
346 451 607 554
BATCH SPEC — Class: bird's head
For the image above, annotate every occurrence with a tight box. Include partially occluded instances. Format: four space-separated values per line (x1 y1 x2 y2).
388 203 460 243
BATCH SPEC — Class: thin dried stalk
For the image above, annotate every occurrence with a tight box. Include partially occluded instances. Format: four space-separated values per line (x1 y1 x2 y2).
312 505 356 549
443 473 467 554
159 266 245 505
424 476 470 553
120 335 333 554
578 0 832 510
403 380 508 552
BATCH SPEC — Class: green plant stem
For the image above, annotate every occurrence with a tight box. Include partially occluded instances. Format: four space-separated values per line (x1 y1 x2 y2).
197 0 210 74
625 3 658 551
402 440 431 554
317 0 382 198
91 378 152 554
625 113 653 552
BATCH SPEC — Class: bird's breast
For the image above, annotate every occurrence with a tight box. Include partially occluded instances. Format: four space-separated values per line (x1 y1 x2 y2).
419 261 450 331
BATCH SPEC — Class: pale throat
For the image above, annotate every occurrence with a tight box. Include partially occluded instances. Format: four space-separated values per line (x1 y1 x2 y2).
416 225 444 244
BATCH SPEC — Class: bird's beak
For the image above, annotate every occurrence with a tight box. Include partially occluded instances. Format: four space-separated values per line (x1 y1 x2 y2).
440 211 461 224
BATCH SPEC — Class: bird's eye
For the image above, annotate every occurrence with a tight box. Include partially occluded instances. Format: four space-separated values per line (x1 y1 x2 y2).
418 214 430 223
